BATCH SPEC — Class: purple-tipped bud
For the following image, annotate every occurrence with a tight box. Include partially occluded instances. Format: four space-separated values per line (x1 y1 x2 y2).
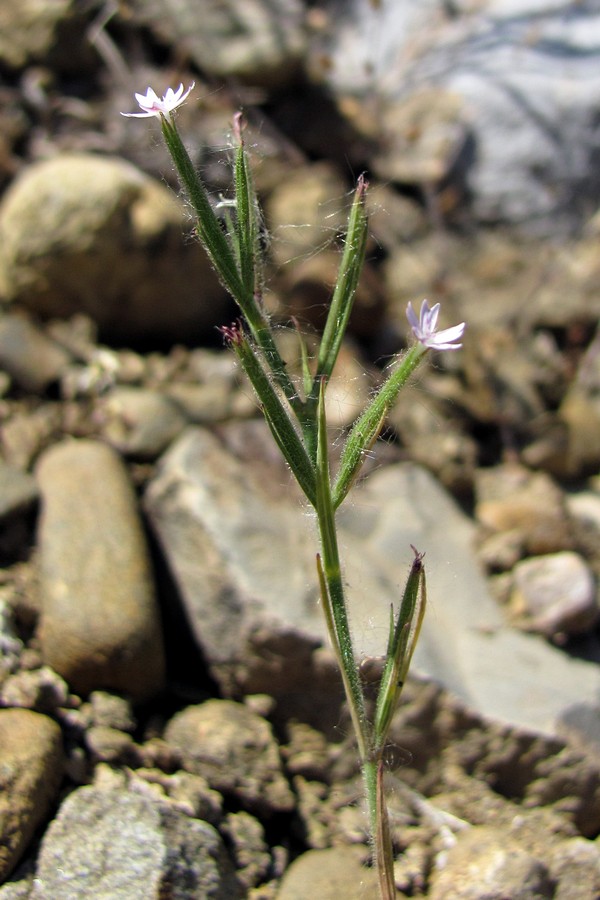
218 320 244 346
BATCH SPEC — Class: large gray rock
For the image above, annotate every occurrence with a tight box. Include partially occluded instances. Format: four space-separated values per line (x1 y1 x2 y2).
30 786 243 899
36 439 165 701
318 0 600 232
342 462 600 739
145 423 600 739
145 425 340 730
0 154 227 344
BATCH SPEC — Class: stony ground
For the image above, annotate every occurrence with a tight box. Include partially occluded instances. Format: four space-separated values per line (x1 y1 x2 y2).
0 2 600 898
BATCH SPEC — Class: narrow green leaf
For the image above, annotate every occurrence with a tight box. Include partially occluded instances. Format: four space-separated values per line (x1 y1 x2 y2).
224 326 316 506
314 175 368 384
332 343 425 509
233 115 259 296
293 318 313 402
373 548 426 748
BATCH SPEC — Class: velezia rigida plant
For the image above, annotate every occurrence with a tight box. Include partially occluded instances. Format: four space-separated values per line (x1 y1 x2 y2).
123 84 465 899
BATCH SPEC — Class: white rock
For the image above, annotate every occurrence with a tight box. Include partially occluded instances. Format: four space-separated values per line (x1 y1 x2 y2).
509 552 599 640
319 0 600 231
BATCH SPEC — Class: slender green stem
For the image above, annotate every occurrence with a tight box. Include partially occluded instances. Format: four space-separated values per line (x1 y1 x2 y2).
374 757 396 900
315 381 368 758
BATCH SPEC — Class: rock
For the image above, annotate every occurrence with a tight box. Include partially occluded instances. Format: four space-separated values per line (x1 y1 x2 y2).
164 699 295 816
164 379 246 424
0 599 23 678
130 0 306 87
277 249 387 341
0 405 62 471
126 769 224 826
566 489 600 573
264 163 350 268
474 463 574 556
414 684 600 838
522 744 600 838
0 0 94 72
370 87 470 191
88 690 136 732
509 552 599 641
477 528 525 574
145 424 344 732
343 463 600 740
0 665 69 713
567 489 600 534
546 837 600 900
318 0 600 232
0 460 38 522
0 154 227 345
222 811 271 891
158 344 247 424
145 423 600 741
0 314 71 392
97 387 188 460
275 845 379 900
389 383 477 496
383 228 600 385
323 342 373 428
559 330 600 476
0 874 34 900
0 708 63 881
428 825 554 899
35 438 165 701
30 786 243 899
84 725 137 765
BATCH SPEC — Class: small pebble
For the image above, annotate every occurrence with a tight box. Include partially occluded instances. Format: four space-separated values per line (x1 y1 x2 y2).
509 551 599 640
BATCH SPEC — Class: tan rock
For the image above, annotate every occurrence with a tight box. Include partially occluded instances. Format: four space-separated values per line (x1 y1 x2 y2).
264 162 349 268
165 699 294 816
475 463 574 555
0 154 227 344
36 439 165 701
0 708 63 881
429 826 553 899
276 845 379 900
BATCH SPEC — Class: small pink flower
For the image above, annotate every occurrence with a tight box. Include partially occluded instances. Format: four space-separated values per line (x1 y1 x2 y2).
406 300 465 351
121 83 195 119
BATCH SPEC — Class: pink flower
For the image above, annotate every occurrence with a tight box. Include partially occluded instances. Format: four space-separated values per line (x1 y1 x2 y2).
406 300 465 351
121 83 195 119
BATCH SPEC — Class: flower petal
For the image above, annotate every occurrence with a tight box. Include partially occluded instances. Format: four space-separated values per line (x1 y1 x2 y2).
433 323 466 345
121 83 195 119
406 301 420 331
422 301 440 333
406 299 465 351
